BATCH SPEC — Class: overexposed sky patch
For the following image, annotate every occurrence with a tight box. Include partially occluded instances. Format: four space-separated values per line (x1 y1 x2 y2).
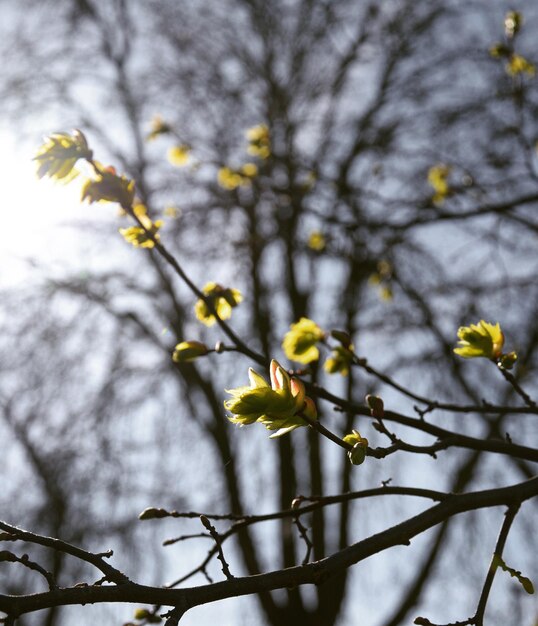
0 131 111 286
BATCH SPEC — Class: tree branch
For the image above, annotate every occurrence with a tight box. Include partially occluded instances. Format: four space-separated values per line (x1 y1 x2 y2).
1 477 536 621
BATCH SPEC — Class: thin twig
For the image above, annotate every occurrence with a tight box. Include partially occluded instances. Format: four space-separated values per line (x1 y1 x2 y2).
0 521 129 585
497 366 537 408
126 206 265 366
200 567 214 584
159 486 450 593
414 504 521 626
292 516 313 565
299 412 352 451
473 504 521 625
163 533 211 547
0 551 57 590
1 478 536 621
414 617 472 626
349 356 538 414
304 386 538 462
199 516 234 580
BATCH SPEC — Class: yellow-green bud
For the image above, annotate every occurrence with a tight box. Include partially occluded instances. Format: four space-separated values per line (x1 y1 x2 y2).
302 396 317 419
499 351 517 370
172 341 209 363
348 443 367 465
489 42 511 58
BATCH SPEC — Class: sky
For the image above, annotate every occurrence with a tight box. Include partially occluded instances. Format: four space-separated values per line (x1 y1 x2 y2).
0 130 116 288
1 3 536 624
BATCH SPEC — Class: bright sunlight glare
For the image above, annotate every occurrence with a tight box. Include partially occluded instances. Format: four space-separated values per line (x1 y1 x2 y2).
1 131 91 286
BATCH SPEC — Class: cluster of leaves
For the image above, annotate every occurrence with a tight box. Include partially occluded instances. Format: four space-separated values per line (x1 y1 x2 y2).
225 359 317 438
119 204 164 249
245 124 270 159
144 114 268 189
215 125 270 189
34 130 93 182
33 130 523 474
455 320 517 369
217 163 258 190
194 282 243 327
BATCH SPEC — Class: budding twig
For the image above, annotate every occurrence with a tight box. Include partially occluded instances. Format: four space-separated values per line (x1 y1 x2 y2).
497 366 537 408
199 516 234 580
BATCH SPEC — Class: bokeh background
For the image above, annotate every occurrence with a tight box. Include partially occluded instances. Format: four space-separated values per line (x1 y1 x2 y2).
1 1 537 625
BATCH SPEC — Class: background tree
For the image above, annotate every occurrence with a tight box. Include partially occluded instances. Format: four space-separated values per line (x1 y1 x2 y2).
0 1 537 625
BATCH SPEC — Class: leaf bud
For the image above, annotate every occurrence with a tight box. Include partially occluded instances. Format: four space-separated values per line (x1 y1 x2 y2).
330 329 352 349
348 443 367 466
172 341 209 363
499 351 517 370
138 507 169 520
366 394 384 418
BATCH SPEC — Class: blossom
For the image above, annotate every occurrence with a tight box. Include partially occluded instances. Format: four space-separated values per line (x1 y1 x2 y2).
172 341 209 363
34 129 92 182
225 360 317 438
81 166 135 208
194 282 243 326
282 317 325 364
454 320 505 360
